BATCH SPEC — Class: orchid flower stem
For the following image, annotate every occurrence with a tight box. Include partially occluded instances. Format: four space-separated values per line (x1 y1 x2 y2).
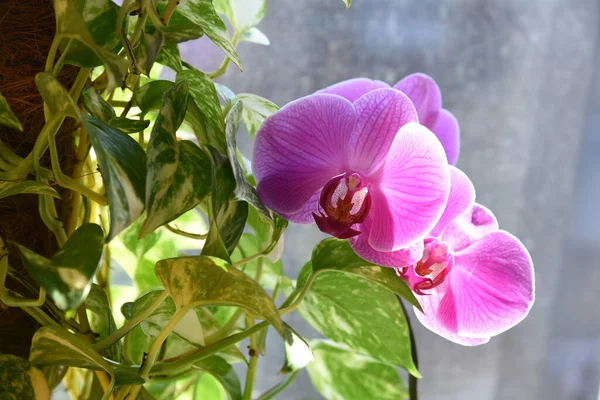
164 224 208 240
124 307 187 400
92 291 169 351
398 297 419 400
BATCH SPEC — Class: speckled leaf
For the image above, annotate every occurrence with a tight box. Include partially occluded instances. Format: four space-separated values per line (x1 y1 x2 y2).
135 80 175 113
156 44 183 72
35 72 79 118
177 69 226 152
281 323 314 373
225 100 271 220
155 256 284 335
13 224 104 311
146 0 204 44
133 31 164 76
0 90 22 131
194 356 242 400
309 238 421 310
29 326 119 400
233 93 278 137
297 263 419 376
307 340 408 400
82 87 150 133
140 82 212 237
0 355 37 399
61 0 122 67
240 27 270 46
177 0 242 69
85 285 121 361
0 181 60 201
83 115 147 241
54 0 128 90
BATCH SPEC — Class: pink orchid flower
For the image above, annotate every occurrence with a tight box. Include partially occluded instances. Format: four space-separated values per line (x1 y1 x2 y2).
318 73 460 165
253 88 450 265
398 166 535 345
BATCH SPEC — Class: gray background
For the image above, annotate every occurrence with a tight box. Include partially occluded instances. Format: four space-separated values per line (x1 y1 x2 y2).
183 0 600 399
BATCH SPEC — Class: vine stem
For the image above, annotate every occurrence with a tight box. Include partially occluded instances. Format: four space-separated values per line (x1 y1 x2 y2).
207 33 240 80
92 291 169 351
164 224 207 240
242 256 263 400
398 297 419 400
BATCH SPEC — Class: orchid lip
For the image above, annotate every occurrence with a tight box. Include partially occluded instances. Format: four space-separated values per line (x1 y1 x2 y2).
397 238 453 294
312 172 372 239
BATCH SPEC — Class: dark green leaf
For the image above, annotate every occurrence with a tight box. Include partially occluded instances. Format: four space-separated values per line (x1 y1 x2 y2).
193 356 242 400
83 115 147 241
113 368 145 387
156 44 183 72
155 256 284 335
140 82 212 237
82 87 150 133
85 285 122 361
0 181 60 201
0 90 22 131
135 80 175 113
147 1 204 44
13 224 104 310
133 31 164 76
307 340 407 400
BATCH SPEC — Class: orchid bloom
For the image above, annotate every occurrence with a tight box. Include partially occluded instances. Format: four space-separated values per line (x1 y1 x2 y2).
318 73 460 165
398 166 535 345
253 89 450 265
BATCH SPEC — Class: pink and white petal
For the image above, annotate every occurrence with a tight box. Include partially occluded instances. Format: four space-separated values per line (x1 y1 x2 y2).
368 123 450 251
393 73 442 129
429 166 475 238
442 202 499 252
415 287 491 346
349 88 418 175
433 109 460 165
253 94 356 214
349 214 423 267
317 78 390 103
279 189 321 223
445 230 535 338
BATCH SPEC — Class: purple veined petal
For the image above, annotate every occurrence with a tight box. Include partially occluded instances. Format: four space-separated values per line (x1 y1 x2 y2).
414 286 491 346
349 214 424 267
439 230 535 339
349 88 418 175
393 73 442 129
368 122 450 251
429 166 475 238
433 109 460 165
317 78 390 103
253 94 356 214
442 202 499 252
279 189 321 223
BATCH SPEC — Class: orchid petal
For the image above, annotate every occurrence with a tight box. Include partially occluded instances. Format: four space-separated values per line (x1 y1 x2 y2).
429 166 475 238
442 202 498 252
349 214 423 267
349 88 418 175
369 123 450 251
428 231 534 340
279 189 321 223
317 78 390 103
253 94 356 214
393 73 442 129
433 109 460 165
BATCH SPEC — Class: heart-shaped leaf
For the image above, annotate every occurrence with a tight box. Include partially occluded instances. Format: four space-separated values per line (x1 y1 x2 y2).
155 256 284 335
13 223 104 310
82 87 150 133
133 31 164 76
35 72 79 118
193 356 242 400
0 90 22 131
156 44 183 72
85 285 121 361
233 93 278 138
307 340 407 400
135 81 175 114
140 81 212 237
280 323 314 373
83 115 147 241
214 0 266 34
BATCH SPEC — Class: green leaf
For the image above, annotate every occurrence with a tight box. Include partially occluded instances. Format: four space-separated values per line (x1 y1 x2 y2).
309 238 421 310
233 93 278 137
177 0 242 69
85 285 122 361
232 233 282 290
0 90 23 131
225 101 271 221
13 224 104 311
135 80 175 113
240 27 270 46
113 368 146 387
140 82 212 237
82 87 150 133
147 1 204 44
296 264 420 376
342 0 352 8
217 0 266 34
61 0 122 68
280 323 314 373
307 340 407 400
245 207 287 258
155 256 284 335
156 44 183 72
0 181 60 201
133 31 164 76
54 0 128 91
0 354 37 399
35 72 79 118
83 115 147 241
194 356 242 400
177 69 226 153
